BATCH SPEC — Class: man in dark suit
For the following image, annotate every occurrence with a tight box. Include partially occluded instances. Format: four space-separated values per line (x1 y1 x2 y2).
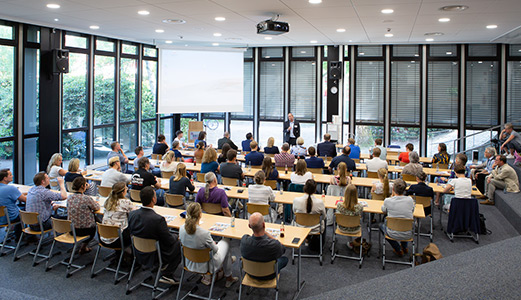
283 113 300 146
128 186 182 285
317 133 337 158
217 131 238 150
328 146 356 172
406 171 434 216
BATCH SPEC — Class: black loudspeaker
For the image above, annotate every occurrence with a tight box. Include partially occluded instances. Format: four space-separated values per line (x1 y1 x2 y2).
328 61 342 79
52 49 69 73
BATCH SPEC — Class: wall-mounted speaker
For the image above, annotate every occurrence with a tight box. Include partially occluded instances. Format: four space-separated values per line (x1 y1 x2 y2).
328 61 342 79
52 49 69 73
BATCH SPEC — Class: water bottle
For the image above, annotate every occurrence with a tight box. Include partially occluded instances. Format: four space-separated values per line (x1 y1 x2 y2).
248 162 251 172
279 185 283 195
285 165 288 174
322 190 325 200
325 155 327 162
280 222 285 238
436 163 439 172
231 211 235 228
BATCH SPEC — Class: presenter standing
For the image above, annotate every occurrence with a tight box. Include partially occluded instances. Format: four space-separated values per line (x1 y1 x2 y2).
284 113 300 146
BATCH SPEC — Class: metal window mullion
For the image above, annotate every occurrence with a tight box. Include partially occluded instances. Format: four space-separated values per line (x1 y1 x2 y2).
155 49 160 138
87 36 95 165
15 24 23 183
316 46 322 142
420 45 428 157
284 47 289 119
459 44 466 152
384 45 391 146
137 44 143 145
253 48 259 140
115 40 121 141
349 46 356 139
500 44 507 125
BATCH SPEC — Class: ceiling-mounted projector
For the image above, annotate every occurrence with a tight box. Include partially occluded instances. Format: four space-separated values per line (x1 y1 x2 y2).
257 19 289 35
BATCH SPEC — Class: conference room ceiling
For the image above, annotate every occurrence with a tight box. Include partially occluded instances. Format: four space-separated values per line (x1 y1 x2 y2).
1 0 520 47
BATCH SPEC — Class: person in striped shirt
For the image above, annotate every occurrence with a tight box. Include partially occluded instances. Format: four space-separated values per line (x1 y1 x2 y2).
274 143 295 169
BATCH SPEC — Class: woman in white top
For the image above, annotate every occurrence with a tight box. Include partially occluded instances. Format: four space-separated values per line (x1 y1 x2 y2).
371 168 393 198
160 151 178 172
47 153 67 190
290 159 313 185
248 170 276 221
290 137 307 158
179 203 238 288
442 165 472 210
293 179 326 234
101 182 136 247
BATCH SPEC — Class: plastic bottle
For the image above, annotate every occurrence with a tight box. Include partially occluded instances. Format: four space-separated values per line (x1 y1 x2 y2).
436 163 439 172
231 212 235 228
285 165 288 174
322 190 325 200
248 162 252 172
280 222 285 238
279 185 283 195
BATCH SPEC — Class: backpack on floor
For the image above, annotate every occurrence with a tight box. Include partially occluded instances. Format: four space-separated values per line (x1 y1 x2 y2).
479 213 492 235
414 243 442 265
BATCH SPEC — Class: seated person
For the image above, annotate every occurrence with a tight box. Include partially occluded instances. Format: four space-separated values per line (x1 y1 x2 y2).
101 182 136 251
26 172 68 231
101 157 130 188
317 133 337 158
435 153 469 205
0 169 27 239
335 184 363 249
160 151 178 173
180 202 238 287
174 130 189 149
293 179 326 235
241 132 253 152
244 141 264 166
274 143 295 169
195 172 231 217
201 148 220 174
481 155 520 206
64 158 96 195
219 149 244 185
130 157 164 206
365 147 388 173
290 137 307 158
398 143 414 164
470 147 496 193
406 171 434 215
329 162 351 186
263 137 280 154
67 177 100 254
371 168 392 198
402 151 423 178
248 171 276 221
500 123 521 158
135 146 161 177
194 141 205 162
217 131 238 150
373 138 387 161
47 153 67 190
152 134 169 156
128 187 182 285
241 213 288 280
432 143 450 166
442 165 472 210
380 179 415 257
107 142 129 173
171 141 184 162
305 147 325 169
218 144 231 164
261 157 279 180
168 163 195 197
194 131 208 149
347 138 360 160
329 146 356 172
290 159 313 185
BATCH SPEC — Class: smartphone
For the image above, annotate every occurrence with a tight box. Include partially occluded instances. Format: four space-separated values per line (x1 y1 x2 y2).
238 189 244 193
224 187 231 191
292 237 300 244
180 211 187 218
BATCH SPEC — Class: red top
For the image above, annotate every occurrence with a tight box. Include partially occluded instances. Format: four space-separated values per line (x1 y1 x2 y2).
398 152 410 163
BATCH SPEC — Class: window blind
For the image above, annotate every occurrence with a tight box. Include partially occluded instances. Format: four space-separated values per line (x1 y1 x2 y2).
290 61 316 121
356 61 384 123
507 61 521 126
391 61 420 125
231 61 253 119
468 44 497 57
466 61 499 127
393 45 419 57
428 61 459 127
259 61 284 120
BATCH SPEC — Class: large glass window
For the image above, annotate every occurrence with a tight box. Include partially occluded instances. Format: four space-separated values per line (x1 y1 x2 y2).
259 121 284 148
120 123 137 153
390 127 420 151
94 55 115 126
24 48 39 135
230 120 253 144
290 61 316 121
428 61 459 127
355 61 384 123
259 61 284 120
0 45 15 138
202 113 225 146
160 118 173 145
142 60 157 147
63 53 88 129
299 123 316 146
62 131 87 168
391 61 420 125
355 125 383 153
120 58 137 121
427 129 458 157
23 137 39 185
93 127 114 164
0 141 14 172
466 61 499 127
141 121 156 148
507 60 521 126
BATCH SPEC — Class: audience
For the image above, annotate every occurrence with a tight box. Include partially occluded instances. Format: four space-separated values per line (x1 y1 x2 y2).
274 143 295 169
169 163 195 197
0 169 26 239
435 153 469 205
26 172 67 231
398 143 414 164
406 171 434 215
101 156 129 187
134 146 160 177
305 146 325 169
373 138 387 161
64 158 96 195
248 171 276 221
180 202 238 287
441 165 472 210
101 182 135 250
470 147 496 193
347 138 360 160
335 184 363 249
329 146 356 172
217 131 238 150
244 141 264 166
47 153 67 189
317 133 337 158
366 147 388 172
67 177 100 254
402 151 423 178
107 142 129 173
372 168 392 198
380 179 415 257
291 159 313 185
261 156 279 180
171 140 184 162
130 157 164 206
329 162 351 186
219 149 244 185
293 179 326 235
500 123 521 158
432 143 450 166
128 186 181 285
218 143 231 164
201 148 220 174
194 131 208 148
264 137 280 154
195 172 231 217
194 141 205 162
481 155 520 205
174 130 189 149
160 151 178 173
241 132 253 152
290 137 307 158
152 134 169 156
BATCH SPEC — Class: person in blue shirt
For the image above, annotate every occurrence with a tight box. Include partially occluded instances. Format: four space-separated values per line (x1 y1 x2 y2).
347 138 360 160
245 141 265 166
171 140 184 162
241 132 253 152
329 146 356 172
0 169 27 239
305 147 325 169
194 131 208 149
200 148 220 174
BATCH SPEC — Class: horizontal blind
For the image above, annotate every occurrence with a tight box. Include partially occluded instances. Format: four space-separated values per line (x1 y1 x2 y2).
466 61 499 127
356 61 384 123
393 45 419 57
427 61 459 127
290 61 316 121
259 61 284 120
507 61 521 126
391 61 420 125
468 44 497 57
231 61 253 119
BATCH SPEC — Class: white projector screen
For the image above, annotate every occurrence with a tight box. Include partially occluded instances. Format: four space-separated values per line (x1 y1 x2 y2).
158 49 244 114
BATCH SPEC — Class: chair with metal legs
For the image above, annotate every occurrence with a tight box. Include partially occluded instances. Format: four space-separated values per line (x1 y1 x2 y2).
415 196 434 242
238 258 279 300
330 214 363 268
291 213 324 265
13 211 52 266
0 206 21 256
381 217 415 269
176 246 222 300
91 223 128 284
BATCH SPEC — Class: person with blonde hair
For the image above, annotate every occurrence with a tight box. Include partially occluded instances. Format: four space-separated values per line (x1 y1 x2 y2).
290 159 313 185
264 137 280 154
290 137 307 158
160 150 178 172
180 202 238 287
201 147 219 174
330 162 351 186
101 182 136 249
47 153 67 189
169 163 195 197
195 172 231 216
336 184 363 249
64 158 96 195
371 168 392 198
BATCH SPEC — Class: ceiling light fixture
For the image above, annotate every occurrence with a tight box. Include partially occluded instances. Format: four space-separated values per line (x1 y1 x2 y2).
162 19 186 24
264 36 272 40
213 33 222 37
165 40 173 44
381 9 394 14
336 28 346 33
155 29 164 33
90 25 100 30
425 38 434 42
310 40 318 43
309 0 322 4
46 3 60 9
486 24 498 29
138 10 150 15
385 28 393 37
212 43 219 46
439 5 468 11
54 18 59 22
424 32 444 36
438 18 450 22
215 17 226 21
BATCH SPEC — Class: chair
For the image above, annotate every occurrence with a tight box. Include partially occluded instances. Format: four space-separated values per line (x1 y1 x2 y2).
330 214 363 268
381 217 415 269
238 258 279 300
195 157 202 164
264 180 277 190
50 180 59 188
151 154 163 160
161 171 174 179
399 161 407 167
201 203 223 215
222 177 239 187
66 182 74 192
307 168 323 174
196 172 206 183
292 213 324 265
13 211 52 266
98 186 112 197
45 218 90 277
445 197 480 243
367 171 379 179
176 246 220 300
126 236 168 299
247 203 272 222
91 223 128 284
318 156 327 162
371 192 385 200
165 193 185 209
415 196 433 242
402 174 416 182
130 189 141 203
265 153 275 158
353 159 360 164
0 206 21 256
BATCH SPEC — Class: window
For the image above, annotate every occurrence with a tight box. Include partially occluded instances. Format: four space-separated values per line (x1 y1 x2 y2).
0 45 15 137
259 121 284 148
96 39 114 52
141 121 156 148
202 113 225 146
94 55 116 126
466 61 499 127
120 123 137 153
357 46 382 57
259 61 284 120
427 129 457 157
144 47 157 57
393 45 419 57
24 48 39 134
428 61 459 127
292 47 315 58
321 60 328 122
0 24 14 40
63 53 88 129
469 44 497 57
391 61 420 125
390 127 420 151
355 125 383 153
120 58 138 122
122 43 137 55
231 61 253 119
430 45 457 57
0 141 14 172
290 61 316 121
160 118 173 145
343 60 350 125
65 34 88 49
262 47 283 58
62 131 87 168
23 137 39 184
142 60 157 147
93 127 114 164
355 61 384 123
230 120 253 144
299 123 316 146
507 61 521 126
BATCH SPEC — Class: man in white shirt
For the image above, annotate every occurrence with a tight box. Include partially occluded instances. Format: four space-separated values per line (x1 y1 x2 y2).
499 123 521 158
373 138 387 161
283 113 300 146
174 130 189 149
101 157 130 187
365 147 388 172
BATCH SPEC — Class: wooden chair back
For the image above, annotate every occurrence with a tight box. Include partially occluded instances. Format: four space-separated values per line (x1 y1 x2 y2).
97 222 120 240
307 168 323 174
247 203 270 216
352 158 360 164
402 174 416 182
399 161 407 167
20 211 39 226
264 180 277 190
265 153 275 158
161 171 174 179
221 177 238 186
66 182 74 192
434 163 448 170
98 186 112 197
318 156 327 162
335 214 361 228
415 196 432 208
195 157 202 164
132 236 157 253
0 206 6 218
241 257 276 278
51 218 72 234
182 246 211 263
50 180 58 188
151 154 162 160
295 213 320 227
197 173 206 182
371 192 385 200
386 217 413 232
165 193 184 207
367 171 379 178
201 202 222 215
130 189 141 202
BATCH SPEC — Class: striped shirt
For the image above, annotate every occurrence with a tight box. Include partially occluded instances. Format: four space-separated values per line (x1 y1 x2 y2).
274 152 295 168
247 184 275 205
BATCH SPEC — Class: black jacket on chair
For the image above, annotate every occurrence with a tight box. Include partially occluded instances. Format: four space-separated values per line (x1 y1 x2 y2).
283 120 300 143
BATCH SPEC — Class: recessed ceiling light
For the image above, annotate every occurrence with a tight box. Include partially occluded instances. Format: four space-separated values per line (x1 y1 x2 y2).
215 17 226 21
155 29 164 33
381 9 394 14
138 10 150 15
310 40 318 43
162 19 186 24
46 3 60 9
54 18 59 22
212 43 219 46
165 40 173 44
336 28 346 33
309 0 322 3
264 36 272 40
486 24 498 29
90 25 99 30
424 32 444 36
439 18 450 22
385 33 393 37
213 33 222 37
439 5 468 12
425 38 434 42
